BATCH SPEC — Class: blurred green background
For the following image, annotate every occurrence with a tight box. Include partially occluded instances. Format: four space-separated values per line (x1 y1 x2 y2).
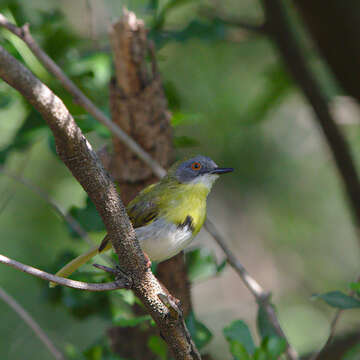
0 0 359 359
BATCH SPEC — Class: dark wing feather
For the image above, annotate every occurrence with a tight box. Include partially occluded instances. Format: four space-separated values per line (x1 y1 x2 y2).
126 183 160 228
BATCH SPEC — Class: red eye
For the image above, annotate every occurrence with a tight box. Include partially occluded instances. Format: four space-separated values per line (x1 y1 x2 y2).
191 162 201 171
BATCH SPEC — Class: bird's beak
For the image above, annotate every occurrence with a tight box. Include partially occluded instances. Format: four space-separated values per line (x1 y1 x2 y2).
210 167 234 174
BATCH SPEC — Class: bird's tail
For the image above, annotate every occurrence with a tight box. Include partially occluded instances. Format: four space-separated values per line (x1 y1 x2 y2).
49 237 112 288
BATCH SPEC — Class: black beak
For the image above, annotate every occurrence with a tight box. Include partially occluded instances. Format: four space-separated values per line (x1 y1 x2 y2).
210 167 234 174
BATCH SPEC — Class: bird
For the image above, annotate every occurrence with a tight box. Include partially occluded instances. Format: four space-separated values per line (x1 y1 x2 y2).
51 155 233 284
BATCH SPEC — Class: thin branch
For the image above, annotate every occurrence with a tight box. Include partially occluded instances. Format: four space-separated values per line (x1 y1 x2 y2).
0 166 114 266
0 286 65 360
0 254 130 291
309 309 341 360
0 45 199 359
262 0 360 244
204 219 298 360
309 276 360 360
0 13 166 179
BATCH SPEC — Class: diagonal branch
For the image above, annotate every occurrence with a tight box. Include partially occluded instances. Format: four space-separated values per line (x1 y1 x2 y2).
0 166 114 266
0 286 65 360
0 254 129 291
0 45 200 360
262 0 360 243
205 219 298 360
0 13 166 179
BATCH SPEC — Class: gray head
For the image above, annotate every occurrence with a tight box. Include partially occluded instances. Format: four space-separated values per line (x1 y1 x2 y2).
173 155 233 187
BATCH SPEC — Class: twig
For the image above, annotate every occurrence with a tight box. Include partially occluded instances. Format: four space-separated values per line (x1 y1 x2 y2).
0 13 166 179
309 276 360 360
0 166 114 266
204 219 298 360
309 309 341 360
0 254 130 291
0 45 199 359
0 286 65 360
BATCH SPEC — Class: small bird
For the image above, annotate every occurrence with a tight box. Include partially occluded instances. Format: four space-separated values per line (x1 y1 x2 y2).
52 155 233 283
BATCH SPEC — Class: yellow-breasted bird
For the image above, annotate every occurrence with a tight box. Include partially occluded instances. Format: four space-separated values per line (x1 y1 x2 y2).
52 155 233 284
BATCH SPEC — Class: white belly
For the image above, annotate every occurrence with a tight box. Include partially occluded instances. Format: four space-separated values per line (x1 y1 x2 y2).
135 218 194 262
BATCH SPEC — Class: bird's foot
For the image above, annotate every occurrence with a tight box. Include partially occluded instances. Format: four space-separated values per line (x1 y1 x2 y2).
143 252 152 269
93 263 133 288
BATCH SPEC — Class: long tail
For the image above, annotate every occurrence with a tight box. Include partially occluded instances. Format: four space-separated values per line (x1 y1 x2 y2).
49 236 112 288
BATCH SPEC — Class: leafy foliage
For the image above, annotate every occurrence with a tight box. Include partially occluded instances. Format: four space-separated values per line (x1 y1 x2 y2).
224 320 256 355
186 247 226 282
256 302 279 339
312 291 360 309
186 311 213 350
224 319 286 360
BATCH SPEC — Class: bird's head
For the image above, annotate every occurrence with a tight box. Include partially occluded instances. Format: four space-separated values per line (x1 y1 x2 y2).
168 155 233 190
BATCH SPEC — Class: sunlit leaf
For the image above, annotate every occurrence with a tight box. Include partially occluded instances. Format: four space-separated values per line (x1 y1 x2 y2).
349 281 360 295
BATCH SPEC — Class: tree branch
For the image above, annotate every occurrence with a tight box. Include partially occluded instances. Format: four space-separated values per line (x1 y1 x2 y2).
262 0 360 243
0 166 114 266
0 286 65 360
0 45 200 359
0 13 166 179
0 254 129 291
205 219 298 360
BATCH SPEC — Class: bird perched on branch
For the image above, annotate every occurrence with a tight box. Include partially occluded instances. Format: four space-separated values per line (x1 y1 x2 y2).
51 155 233 284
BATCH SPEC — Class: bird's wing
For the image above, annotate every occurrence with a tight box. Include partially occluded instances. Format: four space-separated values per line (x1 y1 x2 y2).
126 183 161 228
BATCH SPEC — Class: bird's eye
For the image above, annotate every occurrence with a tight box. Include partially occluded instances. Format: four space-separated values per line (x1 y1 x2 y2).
191 162 201 171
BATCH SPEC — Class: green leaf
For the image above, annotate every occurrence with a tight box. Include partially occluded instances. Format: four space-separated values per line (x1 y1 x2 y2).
228 340 251 360
147 335 167 360
342 342 360 360
253 347 268 360
186 311 213 349
256 303 278 339
223 320 255 355
349 281 360 295
185 248 219 282
312 291 360 309
264 336 287 359
114 315 152 327
68 197 105 237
